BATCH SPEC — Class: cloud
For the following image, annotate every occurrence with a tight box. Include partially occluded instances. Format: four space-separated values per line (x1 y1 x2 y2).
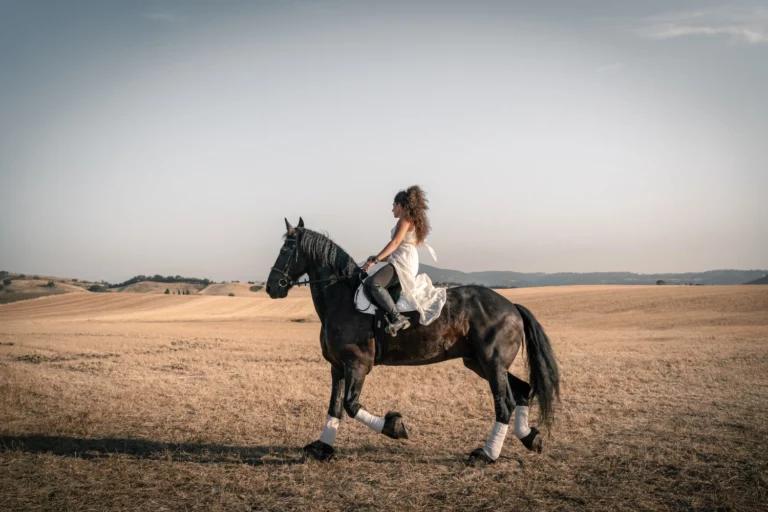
637 5 768 44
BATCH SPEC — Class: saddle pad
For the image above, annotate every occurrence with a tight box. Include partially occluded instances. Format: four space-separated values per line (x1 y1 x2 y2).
373 309 423 363
355 283 413 316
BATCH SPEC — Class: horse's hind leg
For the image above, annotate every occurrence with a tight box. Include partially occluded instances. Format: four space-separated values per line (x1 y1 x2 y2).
462 357 485 379
508 373 542 453
467 361 513 465
463 357 515 422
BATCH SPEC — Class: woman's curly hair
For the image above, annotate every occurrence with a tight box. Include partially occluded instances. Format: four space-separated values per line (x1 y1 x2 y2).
394 185 430 245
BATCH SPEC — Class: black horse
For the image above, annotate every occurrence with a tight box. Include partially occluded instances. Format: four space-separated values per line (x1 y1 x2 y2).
266 219 559 464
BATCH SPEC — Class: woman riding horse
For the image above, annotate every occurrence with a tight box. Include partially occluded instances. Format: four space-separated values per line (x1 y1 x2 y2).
266 210 559 464
361 186 446 336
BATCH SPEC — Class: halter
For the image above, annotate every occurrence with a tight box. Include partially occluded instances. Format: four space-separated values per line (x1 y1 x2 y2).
270 235 357 289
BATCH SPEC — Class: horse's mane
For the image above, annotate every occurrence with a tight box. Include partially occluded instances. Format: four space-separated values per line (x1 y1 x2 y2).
290 228 359 278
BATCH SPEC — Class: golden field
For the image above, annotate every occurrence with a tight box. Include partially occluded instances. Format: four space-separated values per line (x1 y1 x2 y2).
1 285 767 511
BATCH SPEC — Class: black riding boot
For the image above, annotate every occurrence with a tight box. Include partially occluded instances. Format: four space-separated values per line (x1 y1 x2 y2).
369 284 411 336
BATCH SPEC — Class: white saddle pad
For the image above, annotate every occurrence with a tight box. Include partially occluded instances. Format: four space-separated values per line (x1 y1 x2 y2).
354 283 414 316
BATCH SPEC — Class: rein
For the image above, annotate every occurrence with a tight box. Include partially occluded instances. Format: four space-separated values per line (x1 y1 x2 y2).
270 236 358 289
293 274 355 288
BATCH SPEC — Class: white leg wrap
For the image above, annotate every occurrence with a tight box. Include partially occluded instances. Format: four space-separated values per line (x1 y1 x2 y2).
319 415 340 446
514 405 532 439
481 422 508 460
354 408 385 433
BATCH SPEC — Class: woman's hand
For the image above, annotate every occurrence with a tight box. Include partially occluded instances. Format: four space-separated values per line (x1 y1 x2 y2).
362 256 378 273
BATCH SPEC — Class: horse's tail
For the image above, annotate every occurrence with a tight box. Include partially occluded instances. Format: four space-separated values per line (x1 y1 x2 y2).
515 304 560 429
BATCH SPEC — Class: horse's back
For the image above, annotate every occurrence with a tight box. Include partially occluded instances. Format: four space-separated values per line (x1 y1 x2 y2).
446 285 521 316
445 285 525 356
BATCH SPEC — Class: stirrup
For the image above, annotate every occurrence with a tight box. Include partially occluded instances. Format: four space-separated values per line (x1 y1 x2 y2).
385 313 411 337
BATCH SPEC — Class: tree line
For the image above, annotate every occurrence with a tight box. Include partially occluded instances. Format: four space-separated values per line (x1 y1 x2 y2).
105 275 213 289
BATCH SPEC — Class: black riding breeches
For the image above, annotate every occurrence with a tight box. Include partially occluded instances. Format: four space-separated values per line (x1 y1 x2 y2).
363 264 401 315
365 263 399 289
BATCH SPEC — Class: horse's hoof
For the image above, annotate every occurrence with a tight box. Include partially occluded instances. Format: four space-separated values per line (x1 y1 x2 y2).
466 447 496 466
520 427 542 454
382 411 410 440
301 440 335 462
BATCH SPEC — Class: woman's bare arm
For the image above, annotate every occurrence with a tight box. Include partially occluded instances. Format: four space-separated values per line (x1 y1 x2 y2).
375 219 411 262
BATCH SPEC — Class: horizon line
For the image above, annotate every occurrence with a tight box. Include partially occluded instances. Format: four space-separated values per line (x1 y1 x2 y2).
3 266 767 284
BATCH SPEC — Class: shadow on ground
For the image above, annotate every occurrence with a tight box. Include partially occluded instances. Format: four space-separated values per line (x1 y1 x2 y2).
0 435 300 465
0 435 470 466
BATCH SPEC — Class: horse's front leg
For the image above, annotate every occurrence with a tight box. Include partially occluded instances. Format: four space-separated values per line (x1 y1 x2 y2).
344 359 409 440
302 365 344 462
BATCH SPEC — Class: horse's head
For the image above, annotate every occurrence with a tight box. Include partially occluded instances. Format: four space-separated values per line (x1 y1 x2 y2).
266 217 309 299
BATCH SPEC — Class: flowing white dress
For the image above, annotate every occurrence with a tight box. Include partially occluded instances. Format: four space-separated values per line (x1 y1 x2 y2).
384 227 447 326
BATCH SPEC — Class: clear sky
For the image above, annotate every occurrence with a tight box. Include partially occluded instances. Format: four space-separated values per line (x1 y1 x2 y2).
1 0 766 282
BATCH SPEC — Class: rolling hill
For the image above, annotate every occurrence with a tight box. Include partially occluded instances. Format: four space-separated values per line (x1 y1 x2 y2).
0 275 88 304
420 265 768 288
197 283 266 297
118 281 204 294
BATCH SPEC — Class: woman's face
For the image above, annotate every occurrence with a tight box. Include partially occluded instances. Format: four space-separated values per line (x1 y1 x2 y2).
392 202 403 218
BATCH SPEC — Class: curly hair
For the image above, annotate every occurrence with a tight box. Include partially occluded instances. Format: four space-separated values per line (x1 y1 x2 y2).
394 185 430 245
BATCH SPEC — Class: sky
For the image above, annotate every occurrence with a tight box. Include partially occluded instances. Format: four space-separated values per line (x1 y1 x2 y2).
0 0 766 282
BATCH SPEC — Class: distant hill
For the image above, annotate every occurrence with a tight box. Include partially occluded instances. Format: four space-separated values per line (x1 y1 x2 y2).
198 283 266 297
118 281 204 294
421 265 768 288
106 274 212 289
0 273 90 304
744 274 768 285
117 281 266 296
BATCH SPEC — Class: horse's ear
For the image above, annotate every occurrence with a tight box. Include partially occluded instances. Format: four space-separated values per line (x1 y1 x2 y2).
285 218 295 235
298 217 304 228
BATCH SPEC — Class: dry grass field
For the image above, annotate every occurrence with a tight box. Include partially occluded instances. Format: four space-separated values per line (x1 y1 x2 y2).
1 285 767 511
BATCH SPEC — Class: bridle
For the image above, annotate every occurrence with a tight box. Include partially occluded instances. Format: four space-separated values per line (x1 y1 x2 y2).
269 235 357 289
270 236 300 288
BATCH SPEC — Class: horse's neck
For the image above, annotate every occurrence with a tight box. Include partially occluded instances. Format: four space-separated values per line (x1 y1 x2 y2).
307 265 328 320
306 263 355 322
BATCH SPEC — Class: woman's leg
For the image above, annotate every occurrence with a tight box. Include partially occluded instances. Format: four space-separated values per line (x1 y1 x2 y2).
364 264 410 336
369 263 398 288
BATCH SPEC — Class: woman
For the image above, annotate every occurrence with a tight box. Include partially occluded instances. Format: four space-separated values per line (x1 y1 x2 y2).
361 186 447 336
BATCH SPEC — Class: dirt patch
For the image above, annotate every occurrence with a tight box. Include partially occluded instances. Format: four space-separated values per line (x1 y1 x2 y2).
155 363 193 374
15 352 116 364
169 340 213 350
15 354 68 364
54 361 108 374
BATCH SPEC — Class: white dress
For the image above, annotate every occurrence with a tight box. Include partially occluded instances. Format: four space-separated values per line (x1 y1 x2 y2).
384 227 447 326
